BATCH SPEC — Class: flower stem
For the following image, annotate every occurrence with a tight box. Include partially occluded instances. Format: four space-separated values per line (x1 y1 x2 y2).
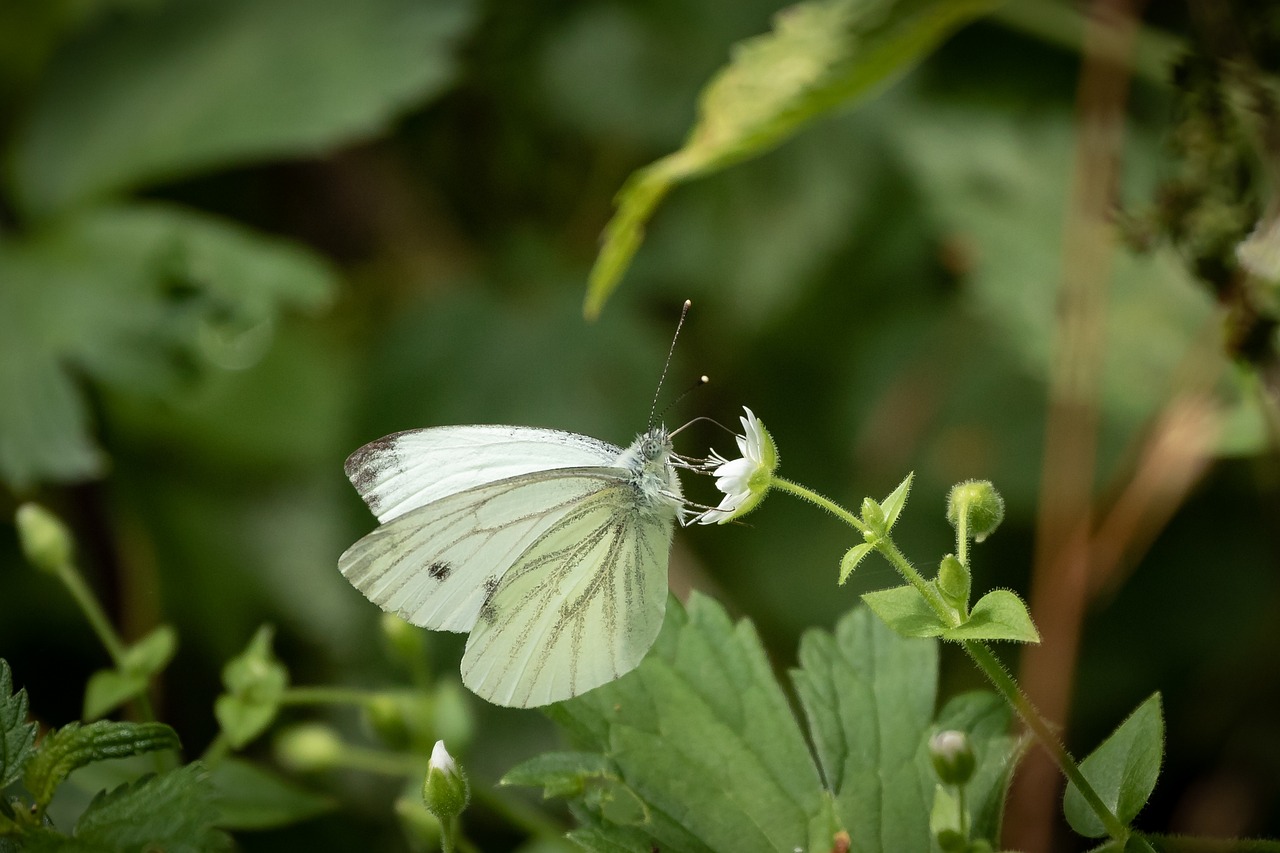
56 560 127 665
962 640 1128 841
772 477 868 534
280 686 384 708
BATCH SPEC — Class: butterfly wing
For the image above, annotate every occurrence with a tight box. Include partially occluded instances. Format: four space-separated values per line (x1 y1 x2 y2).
346 426 623 523
459 485 675 707
339 468 628 632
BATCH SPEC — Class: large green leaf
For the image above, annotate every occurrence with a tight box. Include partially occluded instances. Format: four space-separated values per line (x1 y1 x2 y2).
22 721 180 807
9 0 475 217
542 593 832 853
584 0 996 317
0 203 335 489
1064 693 1164 838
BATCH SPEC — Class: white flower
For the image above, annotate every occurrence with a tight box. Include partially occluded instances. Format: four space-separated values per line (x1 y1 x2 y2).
429 740 457 775
695 407 778 524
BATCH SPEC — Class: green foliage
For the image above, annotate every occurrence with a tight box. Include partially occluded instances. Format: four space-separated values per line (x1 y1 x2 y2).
510 598 1017 852
22 720 180 807
214 625 288 749
1064 694 1165 839
584 0 997 317
207 758 334 831
8 0 476 218
83 624 177 720
0 660 38 790
881 471 914 532
0 204 335 489
862 583 948 638
24 763 231 853
941 590 1039 644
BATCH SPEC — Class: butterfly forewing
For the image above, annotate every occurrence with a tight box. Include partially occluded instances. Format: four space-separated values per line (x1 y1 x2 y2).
346 426 623 523
338 468 629 633
459 485 674 707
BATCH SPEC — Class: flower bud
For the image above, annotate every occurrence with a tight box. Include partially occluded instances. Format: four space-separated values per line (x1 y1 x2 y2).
422 740 469 824
15 503 74 575
946 481 1005 542
275 724 343 772
860 497 887 536
936 555 970 611
929 730 976 786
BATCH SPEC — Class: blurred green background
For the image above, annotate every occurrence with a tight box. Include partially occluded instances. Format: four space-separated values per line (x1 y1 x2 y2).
2 0 1278 849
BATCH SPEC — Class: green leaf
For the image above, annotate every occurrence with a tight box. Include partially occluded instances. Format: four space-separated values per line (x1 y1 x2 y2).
545 593 828 852
861 583 949 638
0 202 335 489
502 751 618 800
942 590 1041 644
0 660 38 789
120 624 178 677
583 0 997 317
82 670 147 722
23 721 180 806
880 471 914 531
791 605 937 850
9 0 476 217
208 758 333 830
1064 693 1164 838
49 763 231 852
839 542 875 584
215 625 289 749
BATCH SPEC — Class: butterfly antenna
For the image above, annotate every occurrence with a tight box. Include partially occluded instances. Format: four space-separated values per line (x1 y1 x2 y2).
648 299 692 428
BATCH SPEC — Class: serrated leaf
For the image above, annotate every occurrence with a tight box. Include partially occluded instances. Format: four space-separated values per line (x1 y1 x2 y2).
1 660 38 789
1064 693 1164 838
9 0 476 217
839 542 875 584
0 203 335 489
502 751 617 800
791 605 936 850
208 758 333 830
82 669 147 722
215 625 288 748
546 593 827 852
880 471 914 530
23 721 180 806
72 762 231 852
584 0 996 317
861 583 949 638
942 589 1040 643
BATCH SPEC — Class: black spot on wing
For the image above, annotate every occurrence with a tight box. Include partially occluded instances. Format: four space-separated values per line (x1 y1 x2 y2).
427 561 452 581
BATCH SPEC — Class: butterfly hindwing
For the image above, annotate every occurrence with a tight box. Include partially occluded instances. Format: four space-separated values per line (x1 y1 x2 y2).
346 426 623 523
338 468 628 633
460 485 674 707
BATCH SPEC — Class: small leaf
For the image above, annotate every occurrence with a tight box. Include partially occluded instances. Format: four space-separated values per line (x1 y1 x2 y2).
942 589 1040 643
881 472 914 531
215 625 289 749
1064 693 1164 838
0 659 38 789
73 762 231 852
839 543 875 584
584 0 997 317
82 669 147 722
501 751 617 799
120 625 178 677
23 721 180 806
208 758 333 830
861 583 949 638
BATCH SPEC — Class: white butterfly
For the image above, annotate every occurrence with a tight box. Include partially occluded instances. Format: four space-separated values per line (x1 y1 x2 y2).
338 423 685 708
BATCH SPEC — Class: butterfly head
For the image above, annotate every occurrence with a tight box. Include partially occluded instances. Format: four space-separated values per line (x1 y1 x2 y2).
616 426 684 514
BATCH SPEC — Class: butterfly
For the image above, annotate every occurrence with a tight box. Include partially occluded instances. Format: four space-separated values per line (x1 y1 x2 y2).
338 421 685 707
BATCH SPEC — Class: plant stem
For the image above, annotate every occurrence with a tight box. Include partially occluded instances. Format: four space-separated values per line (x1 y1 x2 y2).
963 640 1128 841
56 561 127 665
877 537 961 629
280 686 384 708
772 477 868 533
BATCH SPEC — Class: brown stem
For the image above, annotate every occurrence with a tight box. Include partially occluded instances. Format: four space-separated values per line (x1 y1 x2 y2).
1005 0 1144 847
